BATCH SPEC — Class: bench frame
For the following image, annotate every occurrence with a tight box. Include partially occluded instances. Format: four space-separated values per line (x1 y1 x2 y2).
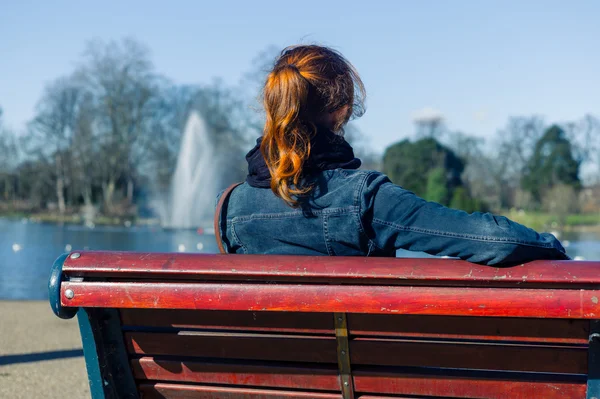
49 251 600 399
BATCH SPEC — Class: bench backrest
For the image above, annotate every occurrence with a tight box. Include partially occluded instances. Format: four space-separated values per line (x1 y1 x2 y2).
49 251 600 399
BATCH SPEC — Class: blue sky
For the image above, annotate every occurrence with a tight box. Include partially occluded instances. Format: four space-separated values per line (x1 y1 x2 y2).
1 0 598 152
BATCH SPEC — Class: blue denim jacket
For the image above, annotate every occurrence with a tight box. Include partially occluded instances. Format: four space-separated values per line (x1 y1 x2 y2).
217 169 569 265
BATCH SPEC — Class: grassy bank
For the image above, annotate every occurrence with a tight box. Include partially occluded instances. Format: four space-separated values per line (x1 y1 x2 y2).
502 209 600 232
0 211 160 227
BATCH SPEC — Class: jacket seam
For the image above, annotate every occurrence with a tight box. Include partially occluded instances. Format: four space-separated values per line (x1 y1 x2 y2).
372 218 555 248
229 220 248 254
322 214 335 255
230 206 356 222
357 171 381 251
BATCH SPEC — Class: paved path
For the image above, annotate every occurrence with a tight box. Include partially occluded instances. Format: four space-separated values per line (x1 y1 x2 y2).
0 301 89 398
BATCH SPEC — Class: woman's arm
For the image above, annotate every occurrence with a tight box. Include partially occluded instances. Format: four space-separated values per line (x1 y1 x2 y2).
360 172 570 265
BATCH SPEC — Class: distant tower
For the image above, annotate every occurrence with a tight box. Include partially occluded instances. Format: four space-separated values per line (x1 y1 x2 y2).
413 107 445 138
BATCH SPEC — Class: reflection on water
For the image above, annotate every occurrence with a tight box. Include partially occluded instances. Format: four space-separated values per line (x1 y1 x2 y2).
1 218 599 300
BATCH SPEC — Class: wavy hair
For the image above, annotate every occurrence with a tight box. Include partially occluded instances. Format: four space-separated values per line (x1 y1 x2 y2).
261 45 366 206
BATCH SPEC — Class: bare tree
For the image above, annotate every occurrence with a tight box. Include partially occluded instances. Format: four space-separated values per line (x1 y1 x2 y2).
495 116 545 181
194 79 250 187
542 184 579 226
443 131 498 207
144 82 199 192
344 123 381 170
237 46 280 138
70 90 97 207
79 38 158 212
0 107 20 201
491 116 545 209
25 78 81 214
564 114 600 185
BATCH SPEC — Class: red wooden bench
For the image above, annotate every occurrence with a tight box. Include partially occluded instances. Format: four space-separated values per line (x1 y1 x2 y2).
49 251 600 399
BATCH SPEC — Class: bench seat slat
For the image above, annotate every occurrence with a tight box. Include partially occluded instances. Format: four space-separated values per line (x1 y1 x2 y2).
132 357 340 391
348 314 589 344
126 332 337 364
62 281 600 318
351 338 587 374
138 383 343 398
353 370 586 399
121 309 334 334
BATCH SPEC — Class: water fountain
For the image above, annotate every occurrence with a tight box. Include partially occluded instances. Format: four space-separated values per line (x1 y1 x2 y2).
162 111 221 229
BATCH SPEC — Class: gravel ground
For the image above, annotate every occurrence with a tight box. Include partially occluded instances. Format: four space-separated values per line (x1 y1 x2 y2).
0 301 90 398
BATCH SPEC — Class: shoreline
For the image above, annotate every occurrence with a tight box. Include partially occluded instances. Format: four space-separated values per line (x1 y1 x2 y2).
563 224 600 233
0 212 159 227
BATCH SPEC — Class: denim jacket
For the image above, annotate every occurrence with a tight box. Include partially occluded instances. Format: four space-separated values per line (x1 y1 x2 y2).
217 169 569 265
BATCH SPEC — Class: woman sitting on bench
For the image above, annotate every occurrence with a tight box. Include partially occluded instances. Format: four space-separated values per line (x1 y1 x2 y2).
216 44 569 265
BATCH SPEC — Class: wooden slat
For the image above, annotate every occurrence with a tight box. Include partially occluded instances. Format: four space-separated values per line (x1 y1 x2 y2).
62 281 600 319
350 338 587 374
357 397 421 399
353 370 586 399
62 251 600 287
348 314 589 344
138 383 343 398
132 357 340 390
120 309 334 334
126 332 337 363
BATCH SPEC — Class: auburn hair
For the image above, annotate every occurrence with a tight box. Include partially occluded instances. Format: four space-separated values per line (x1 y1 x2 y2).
261 45 366 206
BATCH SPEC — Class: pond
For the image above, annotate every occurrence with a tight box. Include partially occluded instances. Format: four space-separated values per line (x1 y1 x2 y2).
1 218 599 300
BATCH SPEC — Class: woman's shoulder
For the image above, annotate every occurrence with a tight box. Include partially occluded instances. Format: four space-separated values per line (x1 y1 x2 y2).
312 169 395 202
324 168 387 180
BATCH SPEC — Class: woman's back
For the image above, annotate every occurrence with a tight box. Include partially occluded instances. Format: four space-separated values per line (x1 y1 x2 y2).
215 44 569 266
220 167 569 265
223 168 379 256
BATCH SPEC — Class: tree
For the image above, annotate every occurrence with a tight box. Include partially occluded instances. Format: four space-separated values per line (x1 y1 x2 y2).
343 124 381 171
425 168 449 204
237 45 279 136
382 138 464 204
521 125 580 203
475 116 546 210
144 82 199 193
0 107 20 201
564 114 600 185
194 79 251 188
70 90 97 207
496 116 545 180
449 187 488 213
444 131 497 207
25 77 82 213
79 38 158 212
542 184 579 226
14 158 54 209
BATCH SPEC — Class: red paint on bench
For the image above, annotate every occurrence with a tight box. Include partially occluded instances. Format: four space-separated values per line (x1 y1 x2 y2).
353 371 586 399
347 314 589 344
61 251 600 287
132 357 341 391
62 281 600 318
138 383 343 398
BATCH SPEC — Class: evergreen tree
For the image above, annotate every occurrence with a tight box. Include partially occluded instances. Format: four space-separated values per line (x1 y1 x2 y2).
522 125 580 203
382 137 464 205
